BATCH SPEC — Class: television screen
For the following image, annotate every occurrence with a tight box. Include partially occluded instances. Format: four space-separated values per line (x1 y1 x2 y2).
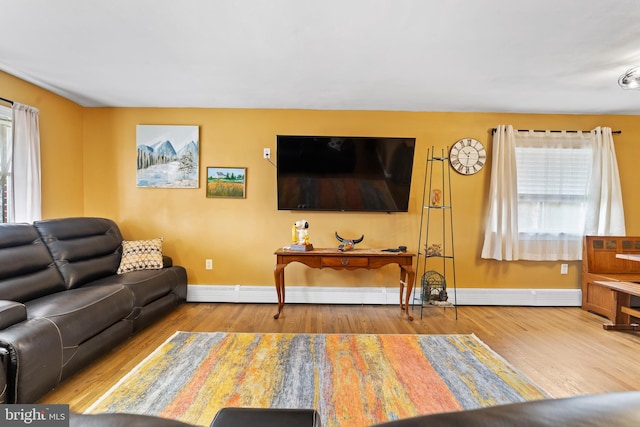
276 135 416 212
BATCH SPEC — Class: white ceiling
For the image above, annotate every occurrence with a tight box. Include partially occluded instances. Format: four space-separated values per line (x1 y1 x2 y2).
2 0 640 114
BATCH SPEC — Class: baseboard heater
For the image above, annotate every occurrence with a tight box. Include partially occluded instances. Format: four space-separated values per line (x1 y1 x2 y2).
186 285 582 307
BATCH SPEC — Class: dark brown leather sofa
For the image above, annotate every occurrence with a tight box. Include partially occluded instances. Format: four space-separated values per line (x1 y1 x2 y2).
68 392 640 427
0 217 187 404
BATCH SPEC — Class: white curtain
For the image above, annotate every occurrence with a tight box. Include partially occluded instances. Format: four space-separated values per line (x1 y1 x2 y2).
586 127 626 236
481 125 520 260
481 125 625 261
10 102 41 223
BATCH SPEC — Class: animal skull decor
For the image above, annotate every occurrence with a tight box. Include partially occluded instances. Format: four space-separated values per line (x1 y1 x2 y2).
335 232 364 252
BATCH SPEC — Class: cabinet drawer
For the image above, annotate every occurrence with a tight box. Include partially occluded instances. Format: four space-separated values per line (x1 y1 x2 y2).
321 257 369 268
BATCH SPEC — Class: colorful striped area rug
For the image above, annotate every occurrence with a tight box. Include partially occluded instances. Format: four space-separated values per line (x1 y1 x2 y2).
86 332 548 426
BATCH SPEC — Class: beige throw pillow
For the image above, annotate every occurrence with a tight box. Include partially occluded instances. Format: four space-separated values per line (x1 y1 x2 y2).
117 238 164 274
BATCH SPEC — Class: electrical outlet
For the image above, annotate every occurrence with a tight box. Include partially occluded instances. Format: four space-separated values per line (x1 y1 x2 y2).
205 259 213 270
560 263 568 275
263 148 271 159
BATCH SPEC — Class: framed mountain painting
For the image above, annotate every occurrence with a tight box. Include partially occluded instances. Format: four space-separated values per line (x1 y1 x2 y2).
136 125 199 188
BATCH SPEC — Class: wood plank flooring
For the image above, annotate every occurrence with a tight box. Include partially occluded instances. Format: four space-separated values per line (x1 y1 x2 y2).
38 303 640 411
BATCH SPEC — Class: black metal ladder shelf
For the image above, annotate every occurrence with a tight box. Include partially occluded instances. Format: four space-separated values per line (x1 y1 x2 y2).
413 147 458 319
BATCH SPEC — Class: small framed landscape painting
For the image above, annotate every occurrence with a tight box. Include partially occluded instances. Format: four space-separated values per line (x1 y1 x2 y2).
206 167 247 198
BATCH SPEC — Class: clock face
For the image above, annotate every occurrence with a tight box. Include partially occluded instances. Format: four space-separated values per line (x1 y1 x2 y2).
449 138 486 175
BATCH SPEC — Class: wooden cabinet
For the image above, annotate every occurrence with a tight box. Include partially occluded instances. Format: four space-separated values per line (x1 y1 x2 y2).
581 236 640 323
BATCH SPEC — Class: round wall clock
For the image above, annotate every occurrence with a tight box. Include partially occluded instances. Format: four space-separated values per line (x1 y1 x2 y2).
449 138 486 175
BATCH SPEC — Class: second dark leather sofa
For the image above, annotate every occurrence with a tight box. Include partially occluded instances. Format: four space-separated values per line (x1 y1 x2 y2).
68 392 640 427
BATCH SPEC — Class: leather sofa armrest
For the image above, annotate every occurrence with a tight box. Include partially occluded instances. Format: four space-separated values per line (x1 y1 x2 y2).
163 255 173 268
0 302 20 403
0 301 27 330
0 318 64 403
0 346 7 403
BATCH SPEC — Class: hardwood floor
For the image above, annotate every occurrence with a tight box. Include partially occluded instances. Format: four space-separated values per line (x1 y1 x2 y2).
39 303 640 411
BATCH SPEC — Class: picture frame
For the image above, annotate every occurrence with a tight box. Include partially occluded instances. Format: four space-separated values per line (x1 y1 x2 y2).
136 125 199 188
206 167 246 198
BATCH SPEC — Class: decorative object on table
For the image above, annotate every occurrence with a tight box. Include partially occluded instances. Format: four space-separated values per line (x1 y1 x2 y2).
86 332 549 427
335 232 364 251
426 243 442 257
206 167 246 198
449 137 486 175
136 125 199 188
421 270 448 304
382 245 408 253
289 220 313 251
430 188 442 206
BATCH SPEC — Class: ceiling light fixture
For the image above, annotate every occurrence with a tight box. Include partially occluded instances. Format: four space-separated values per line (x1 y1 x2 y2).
618 66 640 89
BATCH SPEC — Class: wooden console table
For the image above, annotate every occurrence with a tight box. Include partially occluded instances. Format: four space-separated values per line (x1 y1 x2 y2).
273 248 416 320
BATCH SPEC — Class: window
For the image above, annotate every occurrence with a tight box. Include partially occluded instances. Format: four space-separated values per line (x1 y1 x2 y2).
0 105 11 223
515 137 592 237
481 126 625 261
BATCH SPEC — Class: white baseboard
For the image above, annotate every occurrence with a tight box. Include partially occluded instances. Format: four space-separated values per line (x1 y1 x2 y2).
186 285 582 306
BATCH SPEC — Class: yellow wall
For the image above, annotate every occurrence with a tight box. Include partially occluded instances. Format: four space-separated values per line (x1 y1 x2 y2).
82 109 640 290
4 71 640 291
0 71 85 218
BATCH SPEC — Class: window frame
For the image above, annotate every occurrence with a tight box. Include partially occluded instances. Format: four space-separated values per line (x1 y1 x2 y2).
0 105 12 223
514 141 593 241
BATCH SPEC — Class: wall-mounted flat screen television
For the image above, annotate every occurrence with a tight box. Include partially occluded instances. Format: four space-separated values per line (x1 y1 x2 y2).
276 135 416 212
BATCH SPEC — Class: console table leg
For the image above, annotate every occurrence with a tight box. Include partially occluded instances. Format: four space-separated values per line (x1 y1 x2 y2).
400 266 415 321
273 264 286 319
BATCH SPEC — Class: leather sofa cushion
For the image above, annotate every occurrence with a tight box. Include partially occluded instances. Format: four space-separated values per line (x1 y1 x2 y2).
0 223 66 302
34 218 123 289
86 268 181 307
25 285 134 347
